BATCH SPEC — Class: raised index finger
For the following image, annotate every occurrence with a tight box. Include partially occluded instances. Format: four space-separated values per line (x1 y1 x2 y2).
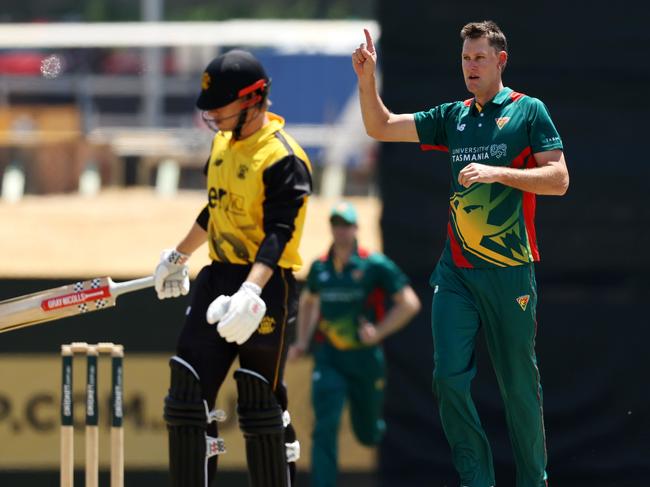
364 28 375 53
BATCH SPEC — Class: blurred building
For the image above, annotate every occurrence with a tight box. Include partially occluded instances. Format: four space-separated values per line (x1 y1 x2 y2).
0 20 379 198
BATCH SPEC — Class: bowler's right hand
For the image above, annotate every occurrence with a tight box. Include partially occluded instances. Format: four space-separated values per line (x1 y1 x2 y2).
352 28 377 81
154 249 190 299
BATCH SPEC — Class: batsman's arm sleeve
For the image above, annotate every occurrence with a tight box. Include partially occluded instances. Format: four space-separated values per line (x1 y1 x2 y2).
255 155 312 268
195 205 209 231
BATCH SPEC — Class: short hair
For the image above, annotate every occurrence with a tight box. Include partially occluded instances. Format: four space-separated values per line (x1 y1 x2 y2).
460 20 508 54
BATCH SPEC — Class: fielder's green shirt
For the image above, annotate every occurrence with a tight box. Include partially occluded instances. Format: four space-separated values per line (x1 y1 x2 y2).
414 87 563 268
306 246 409 350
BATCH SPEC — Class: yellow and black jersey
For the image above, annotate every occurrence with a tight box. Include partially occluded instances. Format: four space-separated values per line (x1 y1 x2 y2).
195 112 312 272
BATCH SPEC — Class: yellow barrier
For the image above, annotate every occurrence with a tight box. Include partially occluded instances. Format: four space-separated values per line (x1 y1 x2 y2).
0 353 376 471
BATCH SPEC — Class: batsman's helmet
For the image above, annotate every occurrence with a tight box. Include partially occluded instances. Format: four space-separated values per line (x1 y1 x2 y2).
196 50 270 111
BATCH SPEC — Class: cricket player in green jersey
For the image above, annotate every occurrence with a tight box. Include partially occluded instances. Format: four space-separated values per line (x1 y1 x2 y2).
352 21 569 487
288 202 421 487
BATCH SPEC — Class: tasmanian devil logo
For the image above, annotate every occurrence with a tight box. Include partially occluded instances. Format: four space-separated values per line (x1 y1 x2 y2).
516 295 530 311
495 117 510 129
450 184 531 266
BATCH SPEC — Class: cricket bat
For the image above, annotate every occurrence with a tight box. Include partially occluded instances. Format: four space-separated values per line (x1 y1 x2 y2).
0 276 154 333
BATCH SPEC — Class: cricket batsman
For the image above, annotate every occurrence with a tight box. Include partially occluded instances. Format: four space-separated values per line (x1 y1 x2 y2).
154 49 312 487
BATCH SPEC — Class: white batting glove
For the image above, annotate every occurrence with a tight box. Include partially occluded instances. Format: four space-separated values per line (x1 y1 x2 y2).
205 295 231 323
206 282 266 345
154 249 190 300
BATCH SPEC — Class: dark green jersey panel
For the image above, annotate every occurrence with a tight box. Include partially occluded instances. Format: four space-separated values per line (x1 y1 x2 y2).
307 246 409 349
414 87 563 268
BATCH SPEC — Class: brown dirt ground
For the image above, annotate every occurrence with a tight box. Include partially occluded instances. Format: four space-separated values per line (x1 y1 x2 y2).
0 189 382 280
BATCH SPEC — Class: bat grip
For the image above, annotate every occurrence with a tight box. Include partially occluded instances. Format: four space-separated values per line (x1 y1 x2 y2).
111 276 155 296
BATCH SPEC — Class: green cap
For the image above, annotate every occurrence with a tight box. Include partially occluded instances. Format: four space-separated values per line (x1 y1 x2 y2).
330 201 357 225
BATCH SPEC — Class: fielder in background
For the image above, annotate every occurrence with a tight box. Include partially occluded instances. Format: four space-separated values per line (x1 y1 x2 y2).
288 201 421 487
353 21 569 487
154 49 312 487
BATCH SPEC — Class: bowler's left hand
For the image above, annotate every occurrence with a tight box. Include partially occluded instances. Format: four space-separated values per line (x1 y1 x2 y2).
458 163 502 187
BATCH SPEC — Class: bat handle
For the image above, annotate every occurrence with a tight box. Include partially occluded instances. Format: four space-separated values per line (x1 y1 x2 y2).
111 276 155 296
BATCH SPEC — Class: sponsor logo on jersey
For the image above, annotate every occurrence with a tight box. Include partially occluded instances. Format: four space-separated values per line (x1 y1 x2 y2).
543 136 561 145
320 289 365 302
495 117 510 129
516 294 530 311
490 143 507 159
258 316 276 335
229 193 246 215
451 144 508 163
457 123 466 132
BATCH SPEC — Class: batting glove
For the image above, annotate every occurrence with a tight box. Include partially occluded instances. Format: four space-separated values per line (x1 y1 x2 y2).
154 249 190 300
206 282 266 345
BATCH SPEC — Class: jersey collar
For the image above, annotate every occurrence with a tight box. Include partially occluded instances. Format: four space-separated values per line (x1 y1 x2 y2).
491 86 513 105
470 87 513 114
327 241 362 272
223 112 285 146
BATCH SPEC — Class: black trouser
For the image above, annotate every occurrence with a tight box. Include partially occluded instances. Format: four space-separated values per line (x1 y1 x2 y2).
174 261 298 485
176 260 297 413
